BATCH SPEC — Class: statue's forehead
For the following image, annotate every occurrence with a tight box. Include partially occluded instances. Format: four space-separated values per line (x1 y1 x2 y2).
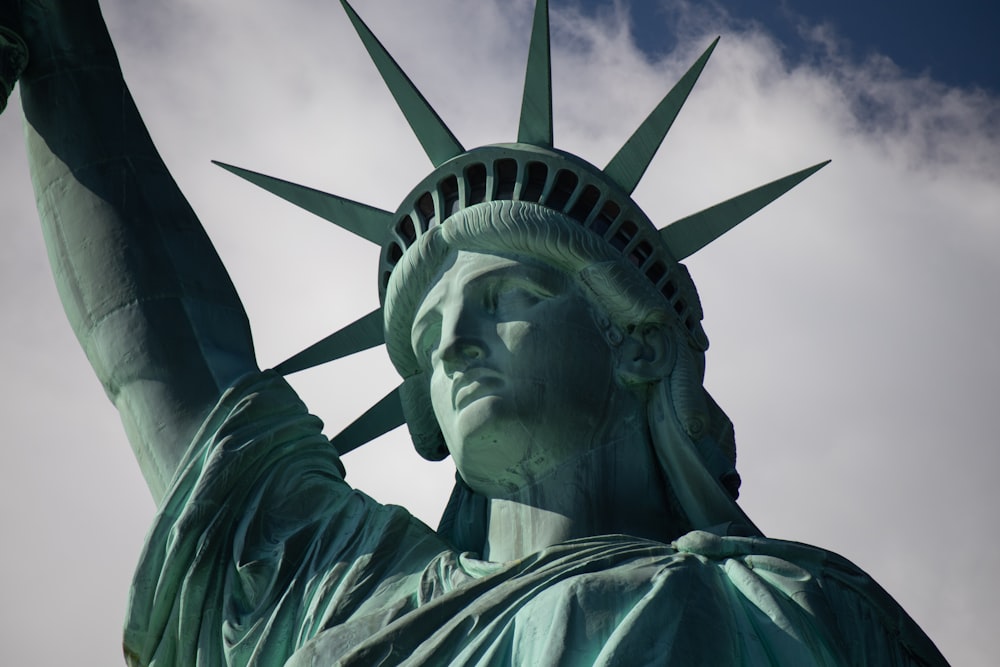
418 250 570 311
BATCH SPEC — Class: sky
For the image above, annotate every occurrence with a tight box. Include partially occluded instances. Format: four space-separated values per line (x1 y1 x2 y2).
0 0 997 664
584 0 1000 93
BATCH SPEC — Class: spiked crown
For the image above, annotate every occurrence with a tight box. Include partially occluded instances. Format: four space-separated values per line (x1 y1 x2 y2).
216 0 827 457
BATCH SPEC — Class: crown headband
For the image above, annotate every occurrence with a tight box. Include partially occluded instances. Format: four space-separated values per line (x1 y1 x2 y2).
214 0 828 456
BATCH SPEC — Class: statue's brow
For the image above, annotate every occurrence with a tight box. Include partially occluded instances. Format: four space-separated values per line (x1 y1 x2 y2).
458 262 565 294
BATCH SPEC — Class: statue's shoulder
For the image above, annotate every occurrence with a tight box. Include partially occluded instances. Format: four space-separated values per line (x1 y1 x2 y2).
674 530 949 666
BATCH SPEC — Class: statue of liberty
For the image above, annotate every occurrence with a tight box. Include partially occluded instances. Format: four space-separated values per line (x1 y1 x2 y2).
1 1 948 664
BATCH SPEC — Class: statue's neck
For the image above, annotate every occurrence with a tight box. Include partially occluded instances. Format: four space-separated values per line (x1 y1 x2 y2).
482 433 684 562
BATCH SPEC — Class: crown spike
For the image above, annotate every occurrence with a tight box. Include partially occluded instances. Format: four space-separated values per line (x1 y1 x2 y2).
604 37 719 195
330 385 406 456
660 160 831 260
517 0 553 146
340 0 464 167
214 161 392 244
274 309 385 376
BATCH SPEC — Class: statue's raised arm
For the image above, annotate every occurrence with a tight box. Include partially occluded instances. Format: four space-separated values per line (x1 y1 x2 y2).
1 1 256 500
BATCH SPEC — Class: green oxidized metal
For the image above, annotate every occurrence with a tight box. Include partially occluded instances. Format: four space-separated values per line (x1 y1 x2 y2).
3 0 950 663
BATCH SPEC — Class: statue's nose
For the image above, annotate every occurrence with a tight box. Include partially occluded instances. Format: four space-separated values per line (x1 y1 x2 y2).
439 337 485 371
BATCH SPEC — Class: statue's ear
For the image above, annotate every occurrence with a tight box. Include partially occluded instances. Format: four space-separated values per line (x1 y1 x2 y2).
615 323 674 385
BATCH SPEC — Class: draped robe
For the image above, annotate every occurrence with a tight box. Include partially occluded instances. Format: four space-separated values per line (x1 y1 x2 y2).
124 372 947 666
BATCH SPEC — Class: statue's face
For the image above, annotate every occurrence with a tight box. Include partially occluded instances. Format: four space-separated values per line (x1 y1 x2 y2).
411 250 623 496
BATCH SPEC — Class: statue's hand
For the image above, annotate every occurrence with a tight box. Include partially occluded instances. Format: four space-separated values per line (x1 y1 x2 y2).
0 0 102 112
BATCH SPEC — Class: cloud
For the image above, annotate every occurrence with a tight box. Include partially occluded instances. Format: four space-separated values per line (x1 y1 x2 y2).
0 0 995 664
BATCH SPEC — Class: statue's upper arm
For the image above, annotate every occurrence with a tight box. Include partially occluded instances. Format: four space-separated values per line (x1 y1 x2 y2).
10 1 259 500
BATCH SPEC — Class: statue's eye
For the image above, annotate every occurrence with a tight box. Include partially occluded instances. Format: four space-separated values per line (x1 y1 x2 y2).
489 282 549 317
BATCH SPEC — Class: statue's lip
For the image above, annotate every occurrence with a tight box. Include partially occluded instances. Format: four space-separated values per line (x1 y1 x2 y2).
452 367 503 409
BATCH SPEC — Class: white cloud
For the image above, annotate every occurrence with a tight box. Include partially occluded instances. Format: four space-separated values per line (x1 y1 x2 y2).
0 0 995 664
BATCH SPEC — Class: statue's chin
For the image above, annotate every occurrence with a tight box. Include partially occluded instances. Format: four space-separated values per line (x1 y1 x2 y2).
445 396 526 491
448 388 650 499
